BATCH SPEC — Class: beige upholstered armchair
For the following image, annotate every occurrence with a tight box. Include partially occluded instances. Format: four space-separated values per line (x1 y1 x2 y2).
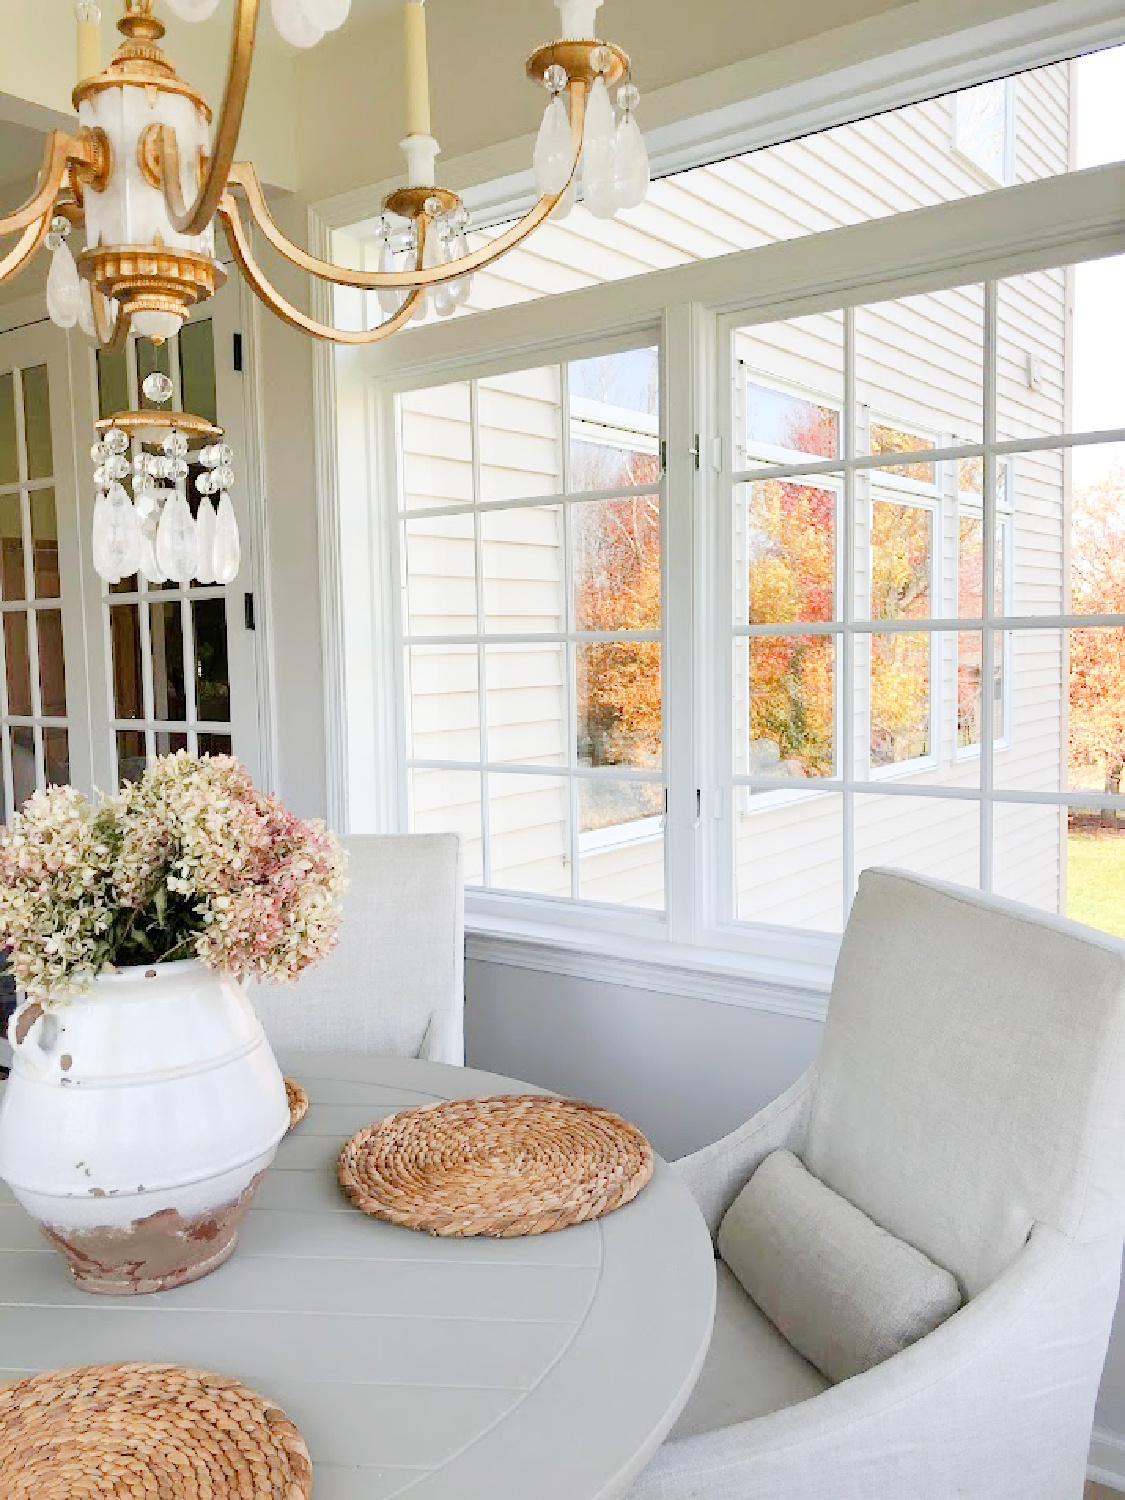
631 869 1125 1500
253 833 465 1064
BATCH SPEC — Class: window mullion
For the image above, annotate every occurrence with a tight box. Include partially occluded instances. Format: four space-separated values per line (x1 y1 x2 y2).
469 380 491 890
561 362 580 901
980 280 998 892
842 307 857 920
664 302 702 943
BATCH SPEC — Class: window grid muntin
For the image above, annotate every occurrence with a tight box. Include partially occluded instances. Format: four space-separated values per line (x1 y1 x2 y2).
97 326 234 783
728 276 1125 930
398 348 667 905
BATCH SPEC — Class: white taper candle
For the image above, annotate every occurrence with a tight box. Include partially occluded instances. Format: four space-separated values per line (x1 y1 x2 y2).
404 0 432 139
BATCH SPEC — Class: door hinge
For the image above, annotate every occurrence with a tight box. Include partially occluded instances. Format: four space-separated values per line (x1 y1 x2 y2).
244 591 255 630
232 332 244 373
691 435 701 470
659 438 667 473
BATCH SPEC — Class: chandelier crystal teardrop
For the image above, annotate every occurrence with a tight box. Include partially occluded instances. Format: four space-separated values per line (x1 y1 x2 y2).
89 372 240 585
0 0 647 583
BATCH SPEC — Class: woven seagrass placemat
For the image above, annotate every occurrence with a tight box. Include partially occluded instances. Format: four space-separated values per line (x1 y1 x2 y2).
338 1094 655 1237
0 1363 312 1499
285 1076 309 1131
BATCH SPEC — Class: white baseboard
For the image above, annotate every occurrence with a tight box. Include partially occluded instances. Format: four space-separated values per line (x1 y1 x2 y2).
1089 1427 1125 1491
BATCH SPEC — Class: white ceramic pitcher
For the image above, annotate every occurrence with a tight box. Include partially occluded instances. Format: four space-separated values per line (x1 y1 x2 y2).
0 959 289 1295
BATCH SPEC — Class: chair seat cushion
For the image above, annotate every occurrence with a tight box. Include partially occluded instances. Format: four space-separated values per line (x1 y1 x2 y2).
718 1148 962 1384
669 1262 829 1440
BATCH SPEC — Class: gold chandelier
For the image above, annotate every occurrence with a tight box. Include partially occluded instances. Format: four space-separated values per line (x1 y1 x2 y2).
2 0 647 346
0 0 647 585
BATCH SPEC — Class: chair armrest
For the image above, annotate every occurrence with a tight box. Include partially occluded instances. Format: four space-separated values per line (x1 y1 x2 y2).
418 1008 465 1067
629 1225 1121 1500
674 1066 817 1240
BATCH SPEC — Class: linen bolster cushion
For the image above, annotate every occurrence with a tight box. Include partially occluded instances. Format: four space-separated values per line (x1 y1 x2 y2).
717 1148 963 1384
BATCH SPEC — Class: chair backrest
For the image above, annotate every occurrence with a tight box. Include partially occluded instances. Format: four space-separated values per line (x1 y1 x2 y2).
802 868 1125 1297
252 832 464 1062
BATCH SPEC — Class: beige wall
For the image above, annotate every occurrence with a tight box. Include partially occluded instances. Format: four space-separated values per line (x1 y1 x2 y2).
243 198 329 819
0 0 298 190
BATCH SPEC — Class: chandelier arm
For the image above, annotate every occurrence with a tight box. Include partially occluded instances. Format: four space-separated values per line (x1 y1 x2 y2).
91 285 130 353
158 0 261 237
218 193 429 345
0 133 81 241
0 215 52 285
223 79 588 291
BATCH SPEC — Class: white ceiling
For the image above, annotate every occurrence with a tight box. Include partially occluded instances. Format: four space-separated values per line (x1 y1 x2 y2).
346 0 404 16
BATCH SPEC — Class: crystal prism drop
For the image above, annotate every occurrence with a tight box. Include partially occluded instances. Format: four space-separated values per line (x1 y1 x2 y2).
614 114 650 210
321 0 350 27
412 230 444 324
77 278 96 340
271 0 324 48
96 486 141 582
91 494 119 584
46 243 81 329
142 371 174 405
534 96 574 198
139 531 166 584
550 175 577 221
195 498 217 585
212 493 242 585
163 0 222 17
377 240 407 318
582 77 619 219
155 492 200 585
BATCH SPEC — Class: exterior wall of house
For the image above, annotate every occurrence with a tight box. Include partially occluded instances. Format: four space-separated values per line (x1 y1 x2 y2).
394 64 1072 928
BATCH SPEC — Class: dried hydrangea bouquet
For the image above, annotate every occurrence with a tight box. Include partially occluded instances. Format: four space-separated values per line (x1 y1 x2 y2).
0 753 346 1295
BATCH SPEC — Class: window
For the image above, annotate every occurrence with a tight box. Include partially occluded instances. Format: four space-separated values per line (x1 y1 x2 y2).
952 78 1015 185
397 346 665 908
345 42 1125 957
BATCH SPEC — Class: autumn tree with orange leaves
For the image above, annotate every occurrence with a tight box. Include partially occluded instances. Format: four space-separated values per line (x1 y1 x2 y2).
574 453 662 771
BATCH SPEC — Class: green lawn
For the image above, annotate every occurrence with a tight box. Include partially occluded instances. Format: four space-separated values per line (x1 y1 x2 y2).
1068 831 1125 939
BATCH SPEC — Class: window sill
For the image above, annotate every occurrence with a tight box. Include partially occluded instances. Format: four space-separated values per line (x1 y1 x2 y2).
465 907 835 1021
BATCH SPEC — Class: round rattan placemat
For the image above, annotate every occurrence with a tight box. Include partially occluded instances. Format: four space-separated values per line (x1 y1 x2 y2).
338 1094 655 1237
285 1076 309 1131
0 1363 313 1499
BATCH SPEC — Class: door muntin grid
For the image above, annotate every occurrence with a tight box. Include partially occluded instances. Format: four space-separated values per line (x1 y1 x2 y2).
0 363 71 813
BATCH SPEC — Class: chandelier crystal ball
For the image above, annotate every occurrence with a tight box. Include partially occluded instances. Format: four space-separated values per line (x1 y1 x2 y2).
3 0 648 586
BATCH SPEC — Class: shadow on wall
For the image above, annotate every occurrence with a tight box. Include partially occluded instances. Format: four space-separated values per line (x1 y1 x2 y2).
464 958 823 1160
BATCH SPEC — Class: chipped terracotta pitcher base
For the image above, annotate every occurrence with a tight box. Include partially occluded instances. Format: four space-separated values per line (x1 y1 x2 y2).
36 1172 263 1296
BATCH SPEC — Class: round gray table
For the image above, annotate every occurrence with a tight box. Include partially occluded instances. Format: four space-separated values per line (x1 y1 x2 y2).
0 1054 716 1500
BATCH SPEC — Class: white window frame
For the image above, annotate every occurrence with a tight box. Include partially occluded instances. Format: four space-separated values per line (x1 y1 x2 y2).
326 18 1125 1008
866 484 941 782
382 326 674 939
952 76 1017 188
955 456 1013 760
738 366 844 470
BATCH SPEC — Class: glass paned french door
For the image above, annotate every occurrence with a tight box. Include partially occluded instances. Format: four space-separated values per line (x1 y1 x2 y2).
78 281 261 788
0 324 90 814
